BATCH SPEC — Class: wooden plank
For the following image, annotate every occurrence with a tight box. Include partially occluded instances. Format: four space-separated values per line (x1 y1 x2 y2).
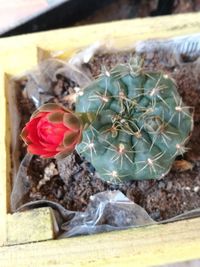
0 71 7 246
160 259 200 267
0 12 200 75
0 49 38 245
0 218 200 267
6 207 57 245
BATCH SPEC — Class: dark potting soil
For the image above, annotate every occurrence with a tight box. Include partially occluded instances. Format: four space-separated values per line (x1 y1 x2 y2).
15 50 200 221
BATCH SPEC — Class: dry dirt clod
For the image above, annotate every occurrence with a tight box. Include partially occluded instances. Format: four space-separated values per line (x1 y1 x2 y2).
37 162 58 190
56 153 81 185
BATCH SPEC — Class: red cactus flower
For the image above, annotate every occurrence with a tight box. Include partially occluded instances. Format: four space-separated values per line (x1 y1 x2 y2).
21 103 83 159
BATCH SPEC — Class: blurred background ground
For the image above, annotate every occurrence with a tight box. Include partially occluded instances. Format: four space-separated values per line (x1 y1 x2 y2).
0 0 200 37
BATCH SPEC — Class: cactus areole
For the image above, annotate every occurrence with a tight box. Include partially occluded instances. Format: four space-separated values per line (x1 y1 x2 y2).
76 61 193 183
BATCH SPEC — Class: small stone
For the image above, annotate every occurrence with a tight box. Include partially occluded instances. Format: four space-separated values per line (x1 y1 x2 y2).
29 192 42 199
176 182 182 190
150 211 160 220
193 186 200 193
56 188 63 199
31 186 37 193
166 181 173 191
158 181 165 189
37 162 58 190
44 162 58 180
185 186 191 191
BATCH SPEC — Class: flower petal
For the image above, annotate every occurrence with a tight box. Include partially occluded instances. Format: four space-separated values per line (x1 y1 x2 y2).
21 127 29 143
39 103 65 112
41 151 58 158
76 132 83 144
27 144 49 156
31 110 49 119
25 117 42 145
55 150 72 160
48 111 64 123
39 140 60 153
63 132 79 147
37 116 67 145
63 113 81 132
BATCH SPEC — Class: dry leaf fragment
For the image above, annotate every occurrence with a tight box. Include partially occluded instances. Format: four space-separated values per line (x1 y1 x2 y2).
172 160 193 172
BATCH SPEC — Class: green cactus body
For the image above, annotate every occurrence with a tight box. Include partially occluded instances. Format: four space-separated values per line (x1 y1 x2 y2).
76 61 193 183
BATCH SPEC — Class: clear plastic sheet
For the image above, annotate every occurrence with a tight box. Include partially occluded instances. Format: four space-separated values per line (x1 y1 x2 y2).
135 33 200 64
61 192 200 237
11 153 33 211
60 190 155 238
16 190 200 238
10 33 200 238
68 40 118 68
23 58 92 108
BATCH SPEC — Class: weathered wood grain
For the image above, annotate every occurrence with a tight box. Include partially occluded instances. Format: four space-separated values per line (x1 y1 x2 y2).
0 12 200 75
0 218 200 267
6 207 57 245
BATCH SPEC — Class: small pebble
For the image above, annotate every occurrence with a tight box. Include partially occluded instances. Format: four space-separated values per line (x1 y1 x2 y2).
184 186 191 191
31 186 37 193
56 188 63 199
158 181 165 189
166 181 173 191
193 186 199 193
30 192 42 198
150 211 160 220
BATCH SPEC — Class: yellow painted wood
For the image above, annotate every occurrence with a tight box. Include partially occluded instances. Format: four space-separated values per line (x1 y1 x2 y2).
0 12 200 75
6 207 57 245
0 218 200 267
0 71 7 246
0 11 199 264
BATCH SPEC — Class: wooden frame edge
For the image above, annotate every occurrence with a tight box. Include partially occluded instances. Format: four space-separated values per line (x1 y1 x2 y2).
0 217 200 267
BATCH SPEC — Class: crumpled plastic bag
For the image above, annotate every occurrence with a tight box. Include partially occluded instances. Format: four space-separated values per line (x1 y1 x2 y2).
60 190 155 237
17 190 156 237
16 190 200 238
11 153 33 211
135 33 200 65
23 58 92 108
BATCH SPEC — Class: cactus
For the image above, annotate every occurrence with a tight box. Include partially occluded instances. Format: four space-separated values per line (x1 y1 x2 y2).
75 59 193 183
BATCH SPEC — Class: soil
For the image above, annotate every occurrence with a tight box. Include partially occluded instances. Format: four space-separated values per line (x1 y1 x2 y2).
14 48 200 222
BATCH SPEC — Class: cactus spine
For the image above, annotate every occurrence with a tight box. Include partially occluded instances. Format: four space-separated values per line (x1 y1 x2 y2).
76 59 193 183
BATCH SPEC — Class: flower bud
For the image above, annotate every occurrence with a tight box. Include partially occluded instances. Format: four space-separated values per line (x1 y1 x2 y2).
21 103 83 159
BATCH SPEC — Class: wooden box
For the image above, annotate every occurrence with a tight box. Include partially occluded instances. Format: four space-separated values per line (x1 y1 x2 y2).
0 12 200 266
